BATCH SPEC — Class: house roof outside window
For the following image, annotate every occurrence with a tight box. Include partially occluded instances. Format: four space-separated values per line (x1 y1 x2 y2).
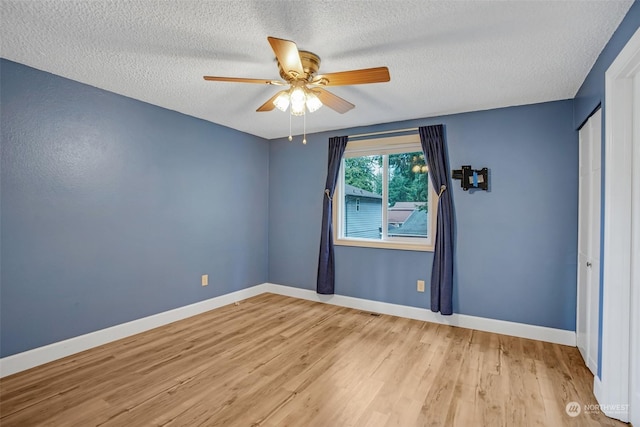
344 184 381 200
388 201 425 224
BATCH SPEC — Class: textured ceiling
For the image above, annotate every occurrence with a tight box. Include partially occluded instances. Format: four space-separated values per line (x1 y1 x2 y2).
0 1 634 140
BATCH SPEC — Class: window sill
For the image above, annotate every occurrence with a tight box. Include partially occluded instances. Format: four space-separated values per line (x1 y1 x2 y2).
334 238 434 252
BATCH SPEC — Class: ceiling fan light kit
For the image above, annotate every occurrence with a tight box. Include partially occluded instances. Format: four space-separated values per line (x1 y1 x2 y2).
203 36 391 144
273 83 323 115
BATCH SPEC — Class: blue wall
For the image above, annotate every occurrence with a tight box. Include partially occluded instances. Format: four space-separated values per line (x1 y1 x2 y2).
0 59 269 357
572 1 640 378
269 100 578 330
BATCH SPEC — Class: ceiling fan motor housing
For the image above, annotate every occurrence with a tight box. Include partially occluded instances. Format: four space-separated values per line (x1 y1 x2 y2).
278 50 321 81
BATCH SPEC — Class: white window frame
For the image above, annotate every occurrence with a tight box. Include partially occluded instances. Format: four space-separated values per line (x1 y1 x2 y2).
333 134 437 252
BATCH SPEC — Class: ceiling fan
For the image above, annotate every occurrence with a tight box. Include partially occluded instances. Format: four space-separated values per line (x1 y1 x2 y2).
203 36 391 117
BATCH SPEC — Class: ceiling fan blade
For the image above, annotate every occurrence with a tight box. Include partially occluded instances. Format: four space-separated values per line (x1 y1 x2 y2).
313 88 355 114
256 90 287 112
267 36 304 79
311 67 390 86
203 76 285 85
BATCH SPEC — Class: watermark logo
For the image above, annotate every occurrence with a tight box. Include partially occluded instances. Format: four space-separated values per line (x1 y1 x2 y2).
584 403 629 415
564 401 629 417
565 401 581 417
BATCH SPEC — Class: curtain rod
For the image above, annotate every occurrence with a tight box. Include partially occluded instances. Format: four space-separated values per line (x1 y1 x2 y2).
348 127 418 139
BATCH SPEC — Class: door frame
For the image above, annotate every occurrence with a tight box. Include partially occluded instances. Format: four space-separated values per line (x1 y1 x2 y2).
597 26 640 422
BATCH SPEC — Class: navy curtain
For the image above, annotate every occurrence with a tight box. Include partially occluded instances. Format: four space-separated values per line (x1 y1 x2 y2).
317 136 349 294
419 125 454 315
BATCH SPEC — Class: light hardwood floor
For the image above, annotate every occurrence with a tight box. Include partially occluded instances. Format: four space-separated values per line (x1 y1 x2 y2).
0 293 627 426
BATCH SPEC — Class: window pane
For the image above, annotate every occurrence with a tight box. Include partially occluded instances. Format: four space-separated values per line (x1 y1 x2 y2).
387 152 429 238
343 155 382 239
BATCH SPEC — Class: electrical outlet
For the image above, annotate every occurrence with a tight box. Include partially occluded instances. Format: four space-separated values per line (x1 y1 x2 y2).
417 280 425 292
201 274 208 287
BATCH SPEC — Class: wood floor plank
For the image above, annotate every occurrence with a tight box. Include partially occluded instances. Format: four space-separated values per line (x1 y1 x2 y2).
0 293 626 427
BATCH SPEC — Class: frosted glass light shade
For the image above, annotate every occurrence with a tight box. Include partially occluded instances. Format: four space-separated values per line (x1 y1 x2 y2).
305 90 323 112
273 92 290 111
290 86 306 116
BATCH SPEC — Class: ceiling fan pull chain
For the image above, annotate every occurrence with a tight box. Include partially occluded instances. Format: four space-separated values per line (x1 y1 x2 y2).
288 112 293 142
303 112 307 144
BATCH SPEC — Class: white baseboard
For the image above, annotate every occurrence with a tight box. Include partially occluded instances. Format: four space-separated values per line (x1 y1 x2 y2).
587 356 598 376
594 375 603 404
261 284 576 347
592 374 630 422
0 285 269 378
0 282 575 378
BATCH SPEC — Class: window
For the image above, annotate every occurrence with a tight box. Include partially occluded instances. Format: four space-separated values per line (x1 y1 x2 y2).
334 134 437 251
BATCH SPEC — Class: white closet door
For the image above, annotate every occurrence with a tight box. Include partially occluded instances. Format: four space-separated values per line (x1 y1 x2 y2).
576 108 601 375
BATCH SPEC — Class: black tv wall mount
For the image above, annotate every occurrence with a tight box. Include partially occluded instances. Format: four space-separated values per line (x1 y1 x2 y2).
452 165 488 191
